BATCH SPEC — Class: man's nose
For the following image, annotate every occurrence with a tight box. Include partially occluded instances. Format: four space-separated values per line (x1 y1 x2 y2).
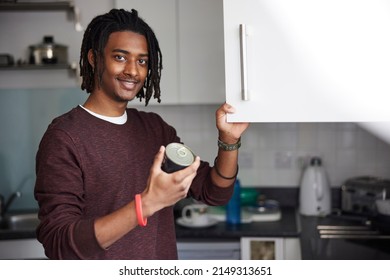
124 60 138 76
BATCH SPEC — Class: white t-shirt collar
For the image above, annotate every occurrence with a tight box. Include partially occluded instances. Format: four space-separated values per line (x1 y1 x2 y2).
79 105 127 125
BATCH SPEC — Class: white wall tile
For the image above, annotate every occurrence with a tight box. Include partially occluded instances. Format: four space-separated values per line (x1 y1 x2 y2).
318 126 336 148
297 123 318 150
148 105 390 187
357 127 378 149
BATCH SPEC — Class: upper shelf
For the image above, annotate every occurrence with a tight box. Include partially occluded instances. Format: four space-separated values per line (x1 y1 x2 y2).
0 1 83 31
0 64 76 71
0 1 73 11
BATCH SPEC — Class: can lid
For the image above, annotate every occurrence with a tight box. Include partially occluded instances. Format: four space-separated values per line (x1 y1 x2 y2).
165 143 195 167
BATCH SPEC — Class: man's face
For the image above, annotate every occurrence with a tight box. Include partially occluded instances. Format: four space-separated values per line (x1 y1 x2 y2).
93 31 149 102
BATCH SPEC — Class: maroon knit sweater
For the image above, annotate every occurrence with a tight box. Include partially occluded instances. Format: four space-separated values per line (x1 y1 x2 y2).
34 106 233 259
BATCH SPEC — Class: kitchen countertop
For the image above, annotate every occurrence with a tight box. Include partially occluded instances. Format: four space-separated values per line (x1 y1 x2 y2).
0 229 36 240
0 207 300 241
12 207 388 260
299 214 390 259
3 186 388 259
176 207 300 240
13 207 384 260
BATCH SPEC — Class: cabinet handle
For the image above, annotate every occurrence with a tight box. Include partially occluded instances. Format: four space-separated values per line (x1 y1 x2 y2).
239 24 249 101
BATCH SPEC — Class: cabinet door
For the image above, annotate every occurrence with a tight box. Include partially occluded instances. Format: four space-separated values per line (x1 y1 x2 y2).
223 0 390 122
177 0 225 104
241 237 301 260
240 237 284 260
116 0 225 105
115 0 179 104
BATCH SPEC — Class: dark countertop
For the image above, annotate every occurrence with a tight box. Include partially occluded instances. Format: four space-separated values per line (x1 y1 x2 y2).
4 188 387 259
10 207 388 260
299 214 390 260
0 228 36 240
176 207 300 241
0 207 300 241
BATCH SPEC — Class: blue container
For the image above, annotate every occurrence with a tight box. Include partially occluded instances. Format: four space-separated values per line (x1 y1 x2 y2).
226 179 241 224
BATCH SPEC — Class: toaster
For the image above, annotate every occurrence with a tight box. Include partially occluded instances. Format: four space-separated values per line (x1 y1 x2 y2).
341 176 390 216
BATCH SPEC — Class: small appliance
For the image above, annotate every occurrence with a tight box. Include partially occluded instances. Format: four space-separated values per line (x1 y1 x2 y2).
28 36 68 65
299 157 331 216
341 176 390 216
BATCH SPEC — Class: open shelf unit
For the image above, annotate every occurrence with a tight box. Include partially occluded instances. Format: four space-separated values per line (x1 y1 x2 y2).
0 1 83 31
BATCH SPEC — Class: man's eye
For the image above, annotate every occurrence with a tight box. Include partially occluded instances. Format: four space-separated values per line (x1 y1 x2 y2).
139 59 148 65
115 55 125 61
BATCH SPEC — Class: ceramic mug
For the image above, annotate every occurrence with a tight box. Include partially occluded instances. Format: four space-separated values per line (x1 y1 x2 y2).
181 204 209 225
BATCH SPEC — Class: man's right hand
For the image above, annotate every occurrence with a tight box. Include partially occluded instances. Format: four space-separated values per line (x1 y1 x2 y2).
141 145 201 218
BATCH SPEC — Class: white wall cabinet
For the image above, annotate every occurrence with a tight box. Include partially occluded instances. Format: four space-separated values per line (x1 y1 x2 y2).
115 0 179 104
177 0 225 104
177 241 241 260
116 0 225 105
223 0 390 122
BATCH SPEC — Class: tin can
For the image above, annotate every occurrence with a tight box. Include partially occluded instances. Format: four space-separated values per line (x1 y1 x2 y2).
162 143 195 173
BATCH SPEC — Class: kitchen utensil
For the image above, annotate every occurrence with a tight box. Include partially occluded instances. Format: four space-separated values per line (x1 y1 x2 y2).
176 216 218 228
28 36 68 65
299 157 331 216
181 204 209 226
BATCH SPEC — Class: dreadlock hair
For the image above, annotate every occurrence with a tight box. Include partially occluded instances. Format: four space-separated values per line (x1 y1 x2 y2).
79 8 162 106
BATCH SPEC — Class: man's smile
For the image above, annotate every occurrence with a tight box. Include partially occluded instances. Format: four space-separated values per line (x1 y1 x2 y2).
117 77 139 90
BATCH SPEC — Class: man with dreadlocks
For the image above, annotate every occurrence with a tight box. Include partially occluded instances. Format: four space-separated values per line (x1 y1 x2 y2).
34 8 248 259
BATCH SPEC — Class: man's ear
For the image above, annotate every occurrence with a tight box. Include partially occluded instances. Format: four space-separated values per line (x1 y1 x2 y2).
87 49 95 69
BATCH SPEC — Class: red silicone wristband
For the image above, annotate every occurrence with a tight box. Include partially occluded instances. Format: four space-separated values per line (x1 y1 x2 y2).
135 194 147 227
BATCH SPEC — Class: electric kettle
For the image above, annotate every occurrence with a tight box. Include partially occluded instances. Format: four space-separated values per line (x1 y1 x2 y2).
299 157 331 216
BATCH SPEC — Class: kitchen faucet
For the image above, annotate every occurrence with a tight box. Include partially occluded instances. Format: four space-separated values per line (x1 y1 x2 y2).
0 175 33 218
0 191 22 218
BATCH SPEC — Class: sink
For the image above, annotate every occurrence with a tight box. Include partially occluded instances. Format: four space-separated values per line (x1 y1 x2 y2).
1 213 40 231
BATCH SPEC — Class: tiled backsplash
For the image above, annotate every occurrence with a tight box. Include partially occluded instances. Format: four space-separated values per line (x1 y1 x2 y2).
141 105 390 188
1 88 390 210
